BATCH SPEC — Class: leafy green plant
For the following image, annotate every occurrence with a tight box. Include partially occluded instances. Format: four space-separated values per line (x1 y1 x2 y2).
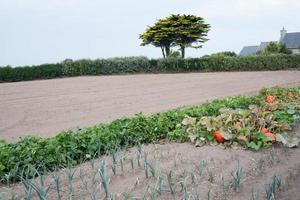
179 90 300 150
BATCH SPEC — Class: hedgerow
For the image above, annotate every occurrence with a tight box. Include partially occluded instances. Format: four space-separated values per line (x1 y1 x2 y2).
1 54 300 82
0 87 299 183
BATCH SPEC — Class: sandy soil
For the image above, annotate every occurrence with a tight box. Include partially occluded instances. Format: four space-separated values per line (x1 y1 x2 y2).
1 71 300 142
1 140 300 199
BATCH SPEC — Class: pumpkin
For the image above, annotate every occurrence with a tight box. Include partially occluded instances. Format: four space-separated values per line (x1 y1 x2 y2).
214 131 225 143
264 132 276 143
265 95 275 104
261 128 270 134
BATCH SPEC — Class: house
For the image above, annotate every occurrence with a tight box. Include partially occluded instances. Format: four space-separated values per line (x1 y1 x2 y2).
280 28 300 54
239 46 259 56
239 28 300 56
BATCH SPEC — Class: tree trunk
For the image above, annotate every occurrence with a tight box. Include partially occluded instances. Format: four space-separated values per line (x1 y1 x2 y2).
165 46 171 58
180 45 185 58
161 47 165 58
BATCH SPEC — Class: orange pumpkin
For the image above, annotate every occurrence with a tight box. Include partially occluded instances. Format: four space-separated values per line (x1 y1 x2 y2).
214 131 225 143
261 128 270 134
265 96 275 104
264 132 276 143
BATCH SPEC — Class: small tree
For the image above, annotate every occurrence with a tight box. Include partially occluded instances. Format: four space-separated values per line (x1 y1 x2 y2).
140 14 210 58
257 42 292 55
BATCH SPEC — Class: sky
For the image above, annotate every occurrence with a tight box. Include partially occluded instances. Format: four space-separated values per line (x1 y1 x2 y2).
1 0 300 66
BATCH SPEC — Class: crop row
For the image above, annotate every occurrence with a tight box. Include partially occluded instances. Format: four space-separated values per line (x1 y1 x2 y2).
0 87 299 183
1 54 300 82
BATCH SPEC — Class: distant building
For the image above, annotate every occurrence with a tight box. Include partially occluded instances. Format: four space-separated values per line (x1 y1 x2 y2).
279 28 300 54
239 46 259 56
239 28 300 56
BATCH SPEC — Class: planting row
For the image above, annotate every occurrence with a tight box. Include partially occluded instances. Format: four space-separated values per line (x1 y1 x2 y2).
0 143 287 199
1 54 300 82
0 87 299 183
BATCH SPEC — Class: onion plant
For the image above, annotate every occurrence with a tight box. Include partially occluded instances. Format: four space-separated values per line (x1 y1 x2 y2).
231 161 244 192
51 170 61 200
99 160 109 198
166 171 175 195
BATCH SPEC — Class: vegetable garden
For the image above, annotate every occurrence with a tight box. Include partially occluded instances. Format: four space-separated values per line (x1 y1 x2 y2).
0 86 300 199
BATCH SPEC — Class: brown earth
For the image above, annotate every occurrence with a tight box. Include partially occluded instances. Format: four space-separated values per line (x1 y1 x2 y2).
1 140 300 199
0 71 300 142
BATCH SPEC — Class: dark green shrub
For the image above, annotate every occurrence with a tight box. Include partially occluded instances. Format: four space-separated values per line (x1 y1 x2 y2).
0 55 299 83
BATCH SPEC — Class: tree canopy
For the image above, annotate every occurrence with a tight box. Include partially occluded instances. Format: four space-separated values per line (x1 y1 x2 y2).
257 42 292 55
140 14 210 58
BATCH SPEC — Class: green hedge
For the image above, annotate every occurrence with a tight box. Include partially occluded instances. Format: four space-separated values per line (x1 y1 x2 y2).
1 54 300 82
0 87 299 183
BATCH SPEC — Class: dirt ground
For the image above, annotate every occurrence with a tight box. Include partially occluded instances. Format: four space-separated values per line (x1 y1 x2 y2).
1 139 300 199
1 71 300 142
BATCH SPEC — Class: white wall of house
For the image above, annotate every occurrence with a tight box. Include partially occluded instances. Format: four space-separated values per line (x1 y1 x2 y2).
291 49 300 54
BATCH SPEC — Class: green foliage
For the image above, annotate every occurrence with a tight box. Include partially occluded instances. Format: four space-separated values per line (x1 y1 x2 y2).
140 14 210 58
257 42 293 55
179 88 300 150
168 50 181 58
0 87 299 183
1 55 300 82
207 51 237 57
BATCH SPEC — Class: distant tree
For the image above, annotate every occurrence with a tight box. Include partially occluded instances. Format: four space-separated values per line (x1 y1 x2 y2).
278 44 292 54
210 51 237 57
140 14 210 58
257 42 292 55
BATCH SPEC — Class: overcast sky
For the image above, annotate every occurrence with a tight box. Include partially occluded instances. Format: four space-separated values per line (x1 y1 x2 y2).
1 0 300 66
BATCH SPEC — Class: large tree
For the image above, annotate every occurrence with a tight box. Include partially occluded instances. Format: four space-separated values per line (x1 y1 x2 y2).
139 18 175 58
140 14 210 58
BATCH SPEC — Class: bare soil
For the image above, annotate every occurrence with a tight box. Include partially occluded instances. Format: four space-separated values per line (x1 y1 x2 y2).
1 71 300 142
1 141 300 199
